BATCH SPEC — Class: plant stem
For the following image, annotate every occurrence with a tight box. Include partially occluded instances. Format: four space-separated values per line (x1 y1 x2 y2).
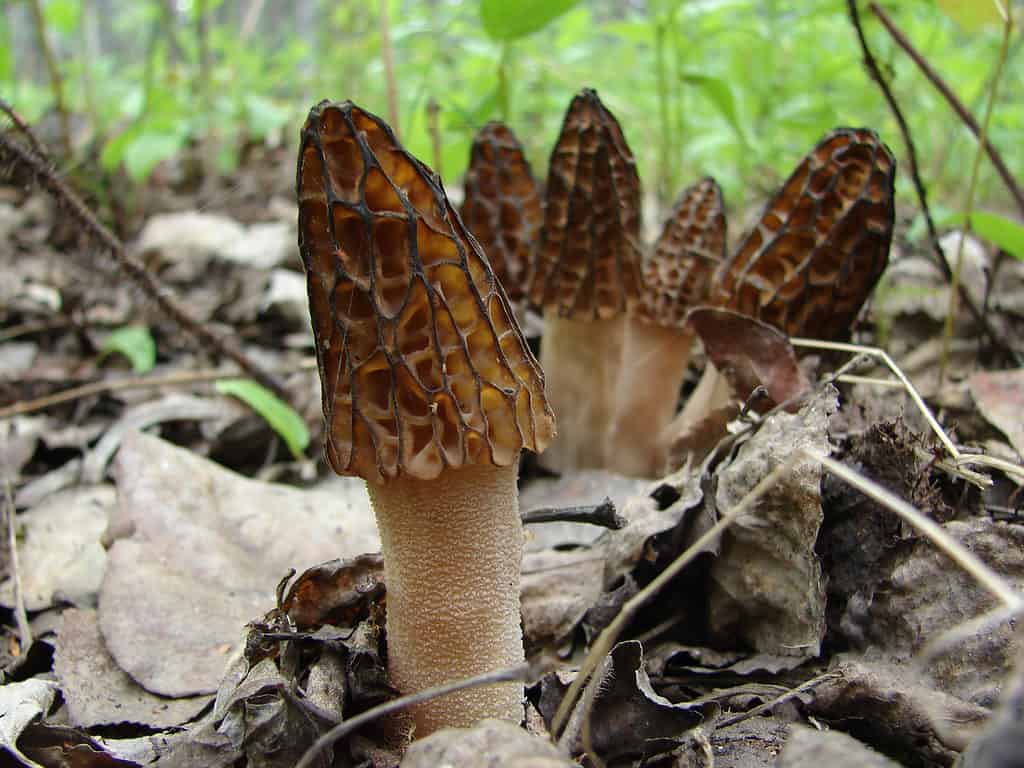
27 0 73 159
939 2 1012 383
868 2 1024 218
426 97 443 177
380 0 399 136
653 16 671 211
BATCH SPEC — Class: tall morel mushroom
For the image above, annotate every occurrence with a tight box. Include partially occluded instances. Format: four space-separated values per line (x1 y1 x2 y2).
460 121 543 304
296 100 555 736
605 177 726 477
668 127 897 453
527 88 644 472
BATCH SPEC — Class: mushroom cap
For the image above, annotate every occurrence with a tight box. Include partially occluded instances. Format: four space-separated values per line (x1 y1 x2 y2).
713 127 896 339
636 177 727 328
297 100 555 483
459 122 542 303
526 88 644 320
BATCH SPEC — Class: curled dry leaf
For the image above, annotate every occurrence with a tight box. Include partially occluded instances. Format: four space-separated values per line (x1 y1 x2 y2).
527 88 643 320
460 122 542 302
686 306 811 408
297 99 553 483
281 553 385 631
714 127 896 339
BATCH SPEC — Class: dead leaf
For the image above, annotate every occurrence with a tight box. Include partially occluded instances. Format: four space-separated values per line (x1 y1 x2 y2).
281 554 385 631
687 307 811 408
708 387 836 658
0 485 112 611
402 719 574 767
521 549 604 652
55 608 210 729
779 724 901 767
969 369 1024 457
100 432 378 697
0 678 58 768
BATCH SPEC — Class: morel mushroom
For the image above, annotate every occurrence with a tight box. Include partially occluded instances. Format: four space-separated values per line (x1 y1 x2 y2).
667 127 896 455
296 100 555 736
460 121 542 303
526 88 644 472
605 177 726 477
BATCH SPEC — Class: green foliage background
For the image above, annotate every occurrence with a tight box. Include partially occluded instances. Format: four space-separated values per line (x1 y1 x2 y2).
2 0 1021 221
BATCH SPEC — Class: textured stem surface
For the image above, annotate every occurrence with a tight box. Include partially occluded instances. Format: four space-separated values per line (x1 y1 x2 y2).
540 315 624 472
605 317 695 477
367 462 524 736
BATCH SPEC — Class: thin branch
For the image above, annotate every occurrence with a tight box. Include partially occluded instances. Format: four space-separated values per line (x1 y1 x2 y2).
426 98 442 177
0 362 315 421
0 97 48 159
551 455 801 738
0 133 287 399
521 497 625 529
845 0 1021 365
815 452 1022 610
868 2 1024 217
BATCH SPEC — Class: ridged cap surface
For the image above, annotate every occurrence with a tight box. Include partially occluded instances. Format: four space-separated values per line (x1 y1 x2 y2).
527 89 643 319
714 127 896 339
459 122 542 302
297 100 555 483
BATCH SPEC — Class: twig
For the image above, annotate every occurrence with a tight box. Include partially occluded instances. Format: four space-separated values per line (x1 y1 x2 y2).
940 2 1013 383
845 0 1021 366
0 362 315 421
550 455 800 738
814 451 1022 610
26 0 72 159
3 481 33 653
867 2 1024 217
521 497 625 529
0 133 287 399
716 671 841 729
0 97 48 159
294 661 538 768
379 0 399 136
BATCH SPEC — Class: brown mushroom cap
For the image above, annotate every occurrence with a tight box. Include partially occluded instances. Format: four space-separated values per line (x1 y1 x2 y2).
713 127 896 339
527 88 643 319
460 122 542 303
297 100 555 483
636 176 727 328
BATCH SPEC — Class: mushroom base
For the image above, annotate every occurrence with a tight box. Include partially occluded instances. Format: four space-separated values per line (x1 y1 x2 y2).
539 315 625 473
367 462 524 737
605 318 696 477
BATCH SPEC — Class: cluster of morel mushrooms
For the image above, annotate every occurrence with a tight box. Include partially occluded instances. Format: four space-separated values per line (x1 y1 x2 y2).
296 90 896 738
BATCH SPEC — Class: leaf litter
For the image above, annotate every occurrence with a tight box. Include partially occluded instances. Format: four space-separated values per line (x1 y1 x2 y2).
2 101 1024 768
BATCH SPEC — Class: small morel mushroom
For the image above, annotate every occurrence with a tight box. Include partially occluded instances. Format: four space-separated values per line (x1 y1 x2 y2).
605 177 726 477
460 122 542 303
667 127 896 455
526 88 644 472
296 100 555 736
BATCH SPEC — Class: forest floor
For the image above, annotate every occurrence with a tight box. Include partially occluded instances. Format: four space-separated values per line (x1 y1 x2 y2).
2 135 1024 768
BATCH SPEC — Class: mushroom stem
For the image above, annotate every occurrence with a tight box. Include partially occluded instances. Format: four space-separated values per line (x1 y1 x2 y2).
662 362 734 456
539 315 624 472
366 462 525 736
604 317 696 477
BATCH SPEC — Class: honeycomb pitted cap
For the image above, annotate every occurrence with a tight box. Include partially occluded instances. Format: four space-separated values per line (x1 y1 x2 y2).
636 177 727 328
527 88 643 320
713 127 896 339
459 122 542 303
297 100 555 483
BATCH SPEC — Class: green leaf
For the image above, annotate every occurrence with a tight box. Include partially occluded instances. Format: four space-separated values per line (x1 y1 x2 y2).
680 72 747 145
101 325 156 373
937 0 1002 31
480 0 579 41
215 379 310 460
44 0 81 35
121 131 186 181
968 211 1024 260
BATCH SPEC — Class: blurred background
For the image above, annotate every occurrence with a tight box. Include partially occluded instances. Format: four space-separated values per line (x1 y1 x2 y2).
2 0 1021 229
